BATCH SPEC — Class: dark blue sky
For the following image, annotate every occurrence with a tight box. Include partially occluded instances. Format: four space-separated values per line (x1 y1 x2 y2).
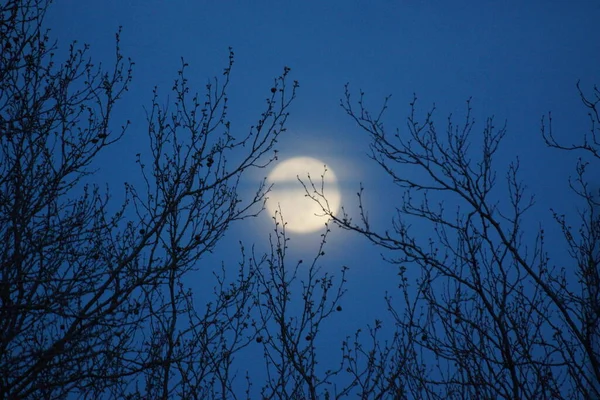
46 1 600 394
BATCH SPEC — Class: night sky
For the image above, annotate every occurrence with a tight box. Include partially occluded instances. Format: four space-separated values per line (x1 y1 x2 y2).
45 1 600 395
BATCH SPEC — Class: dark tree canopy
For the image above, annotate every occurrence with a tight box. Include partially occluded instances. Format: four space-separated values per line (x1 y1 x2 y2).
1 0 599 399
305 85 600 398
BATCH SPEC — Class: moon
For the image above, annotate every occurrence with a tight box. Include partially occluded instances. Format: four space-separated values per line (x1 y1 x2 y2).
266 157 341 234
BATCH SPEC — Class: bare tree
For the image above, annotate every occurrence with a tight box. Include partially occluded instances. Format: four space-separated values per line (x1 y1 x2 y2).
304 83 600 399
9 1 600 399
0 1 383 398
542 81 600 398
0 0 298 398
250 210 347 400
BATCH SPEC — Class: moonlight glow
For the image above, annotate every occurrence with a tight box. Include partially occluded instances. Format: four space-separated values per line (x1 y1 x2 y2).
266 157 341 234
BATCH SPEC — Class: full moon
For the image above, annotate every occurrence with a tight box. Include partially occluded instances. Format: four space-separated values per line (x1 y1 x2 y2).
266 157 341 234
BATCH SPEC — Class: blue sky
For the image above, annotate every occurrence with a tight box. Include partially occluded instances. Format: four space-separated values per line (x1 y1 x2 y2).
45 0 600 394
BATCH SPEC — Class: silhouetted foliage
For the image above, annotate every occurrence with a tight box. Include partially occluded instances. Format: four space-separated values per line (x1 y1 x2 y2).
0 1 303 398
4 1 599 399
306 82 600 398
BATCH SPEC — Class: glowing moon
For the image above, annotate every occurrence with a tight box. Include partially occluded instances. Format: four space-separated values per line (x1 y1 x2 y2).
266 157 341 234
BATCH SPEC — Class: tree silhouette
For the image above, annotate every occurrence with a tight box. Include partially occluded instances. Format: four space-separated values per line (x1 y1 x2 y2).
305 82 600 398
4 1 600 399
0 1 299 397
